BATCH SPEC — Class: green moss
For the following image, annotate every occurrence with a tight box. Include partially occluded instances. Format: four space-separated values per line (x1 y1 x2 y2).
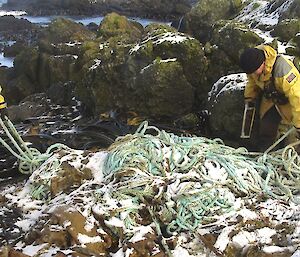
98 12 143 41
252 2 261 10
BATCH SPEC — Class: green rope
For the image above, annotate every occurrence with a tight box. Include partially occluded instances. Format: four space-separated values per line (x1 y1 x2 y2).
0 116 69 175
102 121 300 236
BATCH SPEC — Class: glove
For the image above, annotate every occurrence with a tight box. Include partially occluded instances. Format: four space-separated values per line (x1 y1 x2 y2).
0 107 8 119
245 99 255 108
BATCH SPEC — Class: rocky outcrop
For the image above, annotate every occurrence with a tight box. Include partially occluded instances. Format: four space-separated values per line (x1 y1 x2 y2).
177 0 243 42
0 15 40 57
123 24 208 117
98 12 144 41
271 18 300 42
2 12 269 127
75 20 208 119
205 20 264 87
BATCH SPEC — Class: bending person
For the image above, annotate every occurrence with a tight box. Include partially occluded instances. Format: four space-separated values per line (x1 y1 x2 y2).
239 44 300 151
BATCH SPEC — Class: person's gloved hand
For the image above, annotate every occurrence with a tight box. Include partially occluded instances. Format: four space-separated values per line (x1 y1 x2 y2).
0 107 8 119
245 99 255 108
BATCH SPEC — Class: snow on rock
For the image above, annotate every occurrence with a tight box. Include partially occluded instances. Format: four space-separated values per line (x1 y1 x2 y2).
235 0 294 27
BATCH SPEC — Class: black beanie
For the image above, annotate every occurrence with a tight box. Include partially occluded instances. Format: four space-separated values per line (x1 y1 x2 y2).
239 48 265 74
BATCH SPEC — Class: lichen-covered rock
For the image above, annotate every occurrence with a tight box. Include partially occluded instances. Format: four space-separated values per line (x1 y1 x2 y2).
180 0 243 42
75 39 129 114
211 20 264 64
13 47 39 83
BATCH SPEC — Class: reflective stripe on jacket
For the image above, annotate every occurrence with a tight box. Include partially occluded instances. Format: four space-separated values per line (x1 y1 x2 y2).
244 45 300 128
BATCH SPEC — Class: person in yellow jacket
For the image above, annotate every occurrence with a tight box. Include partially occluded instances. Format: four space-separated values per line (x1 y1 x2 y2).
239 45 300 151
0 85 8 119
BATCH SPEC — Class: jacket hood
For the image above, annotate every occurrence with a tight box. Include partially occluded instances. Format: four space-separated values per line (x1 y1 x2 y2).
256 45 277 79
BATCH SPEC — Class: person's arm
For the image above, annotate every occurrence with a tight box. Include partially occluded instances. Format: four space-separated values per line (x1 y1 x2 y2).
278 68 300 129
0 94 8 119
244 75 261 103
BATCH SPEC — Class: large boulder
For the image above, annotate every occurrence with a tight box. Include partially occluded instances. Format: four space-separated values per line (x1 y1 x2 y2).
179 0 243 42
75 39 130 114
124 24 208 117
75 22 208 119
125 57 194 118
208 73 259 147
5 18 95 103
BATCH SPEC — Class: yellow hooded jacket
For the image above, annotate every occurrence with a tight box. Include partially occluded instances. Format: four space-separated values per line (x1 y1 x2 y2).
0 85 6 110
244 45 300 128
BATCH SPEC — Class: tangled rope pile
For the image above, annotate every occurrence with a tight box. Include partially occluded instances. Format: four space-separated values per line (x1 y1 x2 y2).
103 121 300 236
2 115 300 241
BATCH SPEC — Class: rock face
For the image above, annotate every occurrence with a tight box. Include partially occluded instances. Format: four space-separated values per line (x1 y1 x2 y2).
123 25 207 117
178 0 243 42
3 0 193 19
205 20 263 87
208 73 259 147
71 17 209 120
0 15 39 57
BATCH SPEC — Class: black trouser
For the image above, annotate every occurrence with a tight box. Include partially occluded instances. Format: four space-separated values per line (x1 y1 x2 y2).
258 106 282 152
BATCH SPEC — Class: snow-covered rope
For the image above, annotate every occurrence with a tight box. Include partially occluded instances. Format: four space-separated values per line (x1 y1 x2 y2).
102 121 300 234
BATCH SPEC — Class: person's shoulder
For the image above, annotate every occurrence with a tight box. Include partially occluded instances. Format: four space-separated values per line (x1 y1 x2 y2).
273 55 292 78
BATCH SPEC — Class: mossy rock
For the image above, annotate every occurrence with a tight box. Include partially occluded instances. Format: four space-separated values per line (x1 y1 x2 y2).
75 40 129 115
211 20 264 63
127 30 207 88
143 23 178 37
183 0 243 42
39 17 96 44
13 47 39 82
98 12 143 42
131 58 194 118
271 19 300 42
